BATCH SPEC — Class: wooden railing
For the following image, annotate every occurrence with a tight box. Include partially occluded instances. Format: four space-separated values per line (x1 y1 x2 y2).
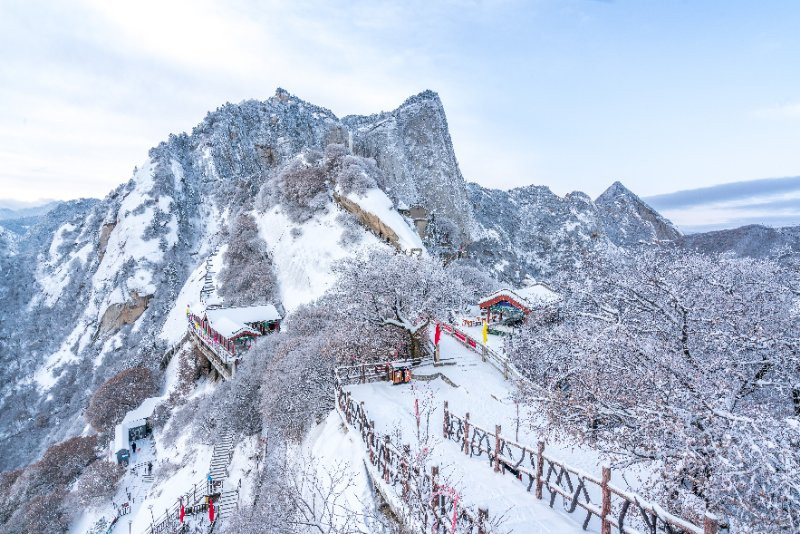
187 314 236 364
439 322 524 381
443 402 720 534
335 381 496 533
333 356 436 387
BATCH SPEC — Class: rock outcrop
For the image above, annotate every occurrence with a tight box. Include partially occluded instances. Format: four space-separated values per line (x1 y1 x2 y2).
99 291 153 335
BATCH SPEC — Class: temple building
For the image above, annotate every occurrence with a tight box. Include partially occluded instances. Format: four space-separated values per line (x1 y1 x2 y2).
478 283 561 326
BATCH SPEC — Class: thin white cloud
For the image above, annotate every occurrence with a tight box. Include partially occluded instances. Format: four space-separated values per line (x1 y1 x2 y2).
752 102 800 120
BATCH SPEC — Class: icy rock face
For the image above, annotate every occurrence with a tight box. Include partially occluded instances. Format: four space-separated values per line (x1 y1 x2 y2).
466 184 613 283
343 90 474 242
595 181 681 245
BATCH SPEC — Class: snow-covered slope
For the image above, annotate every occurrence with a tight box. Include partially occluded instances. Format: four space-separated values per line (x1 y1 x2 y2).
255 201 390 311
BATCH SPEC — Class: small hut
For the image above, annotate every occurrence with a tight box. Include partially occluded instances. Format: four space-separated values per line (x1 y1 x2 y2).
113 396 162 464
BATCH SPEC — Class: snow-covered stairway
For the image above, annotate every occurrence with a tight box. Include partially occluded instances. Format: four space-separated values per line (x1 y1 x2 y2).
215 487 240 516
209 431 235 482
200 248 219 306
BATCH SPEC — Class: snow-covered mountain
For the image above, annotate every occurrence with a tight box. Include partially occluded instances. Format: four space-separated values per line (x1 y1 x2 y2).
465 180 680 283
0 88 681 473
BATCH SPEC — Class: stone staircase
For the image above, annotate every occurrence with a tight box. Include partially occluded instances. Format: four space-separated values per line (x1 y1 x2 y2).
210 431 235 482
200 249 219 307
140 432 238 533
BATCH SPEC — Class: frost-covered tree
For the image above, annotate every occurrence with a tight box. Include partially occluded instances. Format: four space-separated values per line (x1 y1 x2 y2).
0 435 98 531
510 249 800 531
324 143 380 195
68 460 124 508
218 213 278 306
326 251 464 360
86 366 158 430
444 261 502 304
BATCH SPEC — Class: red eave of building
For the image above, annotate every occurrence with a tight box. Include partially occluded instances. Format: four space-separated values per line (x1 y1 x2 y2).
479 293 531 314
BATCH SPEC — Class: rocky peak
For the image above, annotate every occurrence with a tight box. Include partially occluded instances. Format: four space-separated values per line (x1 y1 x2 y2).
595 180 681 245
342 90 474 244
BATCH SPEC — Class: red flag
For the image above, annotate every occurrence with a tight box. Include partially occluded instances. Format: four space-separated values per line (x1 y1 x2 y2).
179 502 185 523
434 323 441 346
209 498 215 522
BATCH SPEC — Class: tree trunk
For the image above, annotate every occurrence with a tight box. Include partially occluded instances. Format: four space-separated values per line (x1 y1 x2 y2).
410 331 423 363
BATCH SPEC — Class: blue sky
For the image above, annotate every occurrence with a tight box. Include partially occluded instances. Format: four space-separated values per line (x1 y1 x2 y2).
1 1 799 221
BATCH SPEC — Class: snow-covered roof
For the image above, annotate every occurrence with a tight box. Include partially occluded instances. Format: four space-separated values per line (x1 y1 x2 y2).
515 284 560 306
479 283 560 312
122 396 162 427
204 304 282 340
205 304 282 325
113 396 163 453
396 200 410 211
114 423 127 454
210 316 260 339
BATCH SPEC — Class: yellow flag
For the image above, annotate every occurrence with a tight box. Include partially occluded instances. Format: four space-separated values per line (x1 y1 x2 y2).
482 321 488 344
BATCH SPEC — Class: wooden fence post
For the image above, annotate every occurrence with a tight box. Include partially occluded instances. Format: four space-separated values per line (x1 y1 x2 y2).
703 512 719 534
463 412 471 456
368 420 375 463
431 466 439 522
383 435 391 483
601 466 611 534
481 345 487 362
494 425 502 473
402 444 411 498
503 358 509 380
478 508 489 534
443 401 449 439
535 441 545 499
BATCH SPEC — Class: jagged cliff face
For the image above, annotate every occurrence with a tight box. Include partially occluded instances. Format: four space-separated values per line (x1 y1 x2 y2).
466 184 609 282
0 87 689 471
343 91 474 241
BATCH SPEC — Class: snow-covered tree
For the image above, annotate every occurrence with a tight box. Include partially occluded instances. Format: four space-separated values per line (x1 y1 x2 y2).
85 366 158 430
326 251 465 360
510 249 800 531
218 213 278 306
